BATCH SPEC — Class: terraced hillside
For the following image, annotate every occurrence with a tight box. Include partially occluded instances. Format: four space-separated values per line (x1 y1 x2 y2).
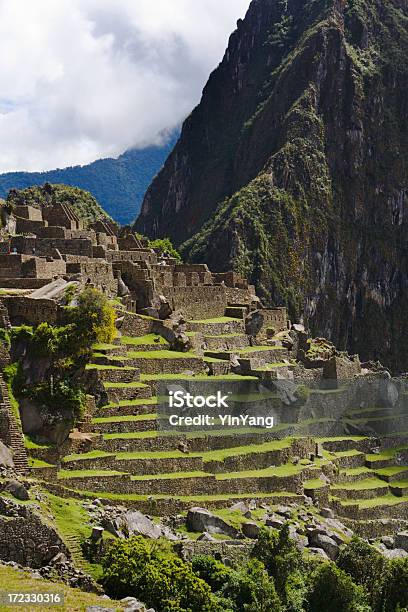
25 312 408 529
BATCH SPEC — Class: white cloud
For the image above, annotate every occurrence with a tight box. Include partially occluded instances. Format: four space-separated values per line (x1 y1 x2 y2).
0 0 250 172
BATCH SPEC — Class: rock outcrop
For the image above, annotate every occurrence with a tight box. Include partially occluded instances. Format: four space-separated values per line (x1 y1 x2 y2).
136 0 408 372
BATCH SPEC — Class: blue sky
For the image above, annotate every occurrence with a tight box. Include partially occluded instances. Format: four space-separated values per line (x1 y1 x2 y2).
0 0 251 173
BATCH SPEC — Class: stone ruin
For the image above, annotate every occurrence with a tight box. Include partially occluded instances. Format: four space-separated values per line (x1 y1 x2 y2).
0 202 288 329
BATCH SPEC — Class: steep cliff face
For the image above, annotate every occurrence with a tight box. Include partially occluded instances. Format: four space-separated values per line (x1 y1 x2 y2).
136 0 408 372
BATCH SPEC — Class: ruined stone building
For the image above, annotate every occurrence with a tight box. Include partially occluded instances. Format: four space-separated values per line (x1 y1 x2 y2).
0 202 287 330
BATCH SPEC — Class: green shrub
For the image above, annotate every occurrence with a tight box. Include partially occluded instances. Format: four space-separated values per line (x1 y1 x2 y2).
148 237 182 262
3 362 27 397
192 555 233 593
101 537 217 611
380 558 408 612
27 380 85 419
10 325 33 344
252 525 303 601
69 287 116 351
337 537 386 611
0 327 10 349
306 563 370 612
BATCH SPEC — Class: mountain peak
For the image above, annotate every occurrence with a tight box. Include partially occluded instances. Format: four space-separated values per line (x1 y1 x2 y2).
135 0 408 371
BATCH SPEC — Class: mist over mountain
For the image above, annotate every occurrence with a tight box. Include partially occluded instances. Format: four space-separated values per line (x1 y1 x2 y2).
0 133 178 225
135 0 408 371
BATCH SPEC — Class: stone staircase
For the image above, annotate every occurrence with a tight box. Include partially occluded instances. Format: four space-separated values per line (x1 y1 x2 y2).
0 375 29 474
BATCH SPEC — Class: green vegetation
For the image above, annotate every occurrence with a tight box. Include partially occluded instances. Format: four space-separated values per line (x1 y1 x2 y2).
126 349 199 359
102 537 216 610
306 563 370 612
62 450 114 463
148 237 182 262
6 183 110 226
58 469 127 479
3 288 116 428
121 334 168 346
92 413 157 424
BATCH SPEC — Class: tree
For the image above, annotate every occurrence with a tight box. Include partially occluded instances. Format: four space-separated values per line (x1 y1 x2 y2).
337 537 386 611
252 525 303 603
102 537 217 612
243 559 281 612
71 287 116 350
380 558 408 612
306 563 371 612
149 237 182 262
192 555 233 592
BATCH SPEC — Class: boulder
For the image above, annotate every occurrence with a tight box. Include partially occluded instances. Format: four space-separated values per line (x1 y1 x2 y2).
276 505 292 518
382 549 408 560
118 511 162 540
171 332 192 353
242 522 260 539
91 527 104 541
230 501 249 514
325 518 353 539
0 442 14 468
158 295 173 320
4 480 29 501
381 536 395 549
266 517 285 529
197 532 217 542
395 531 408 552
308 547 329 560
186 508 239 538
19 398 74 445
321 507 334 519
120 598 150 612
308 533 340 560
293 532 308 549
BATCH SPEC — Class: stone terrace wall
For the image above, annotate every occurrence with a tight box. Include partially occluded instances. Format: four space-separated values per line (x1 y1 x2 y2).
0 254 66 280
2 296 58 325
10 236 93 258
23 258 66 279
105 250 157 264
14 205 43 221
15 218 48 234
161 286 227 319
0 503 69 568
66 261 117 294
225 286 258 305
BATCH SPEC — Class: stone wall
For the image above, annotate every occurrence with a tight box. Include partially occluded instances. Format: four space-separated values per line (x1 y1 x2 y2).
14 205 43 221
44 480 300 515
63 455 204 475
160 286 227 319
180 540 254 565
10 236 93 258
118 313 157 337
2 296 58 325
0 500 69 568
15 218 48 234
66 261 117 294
